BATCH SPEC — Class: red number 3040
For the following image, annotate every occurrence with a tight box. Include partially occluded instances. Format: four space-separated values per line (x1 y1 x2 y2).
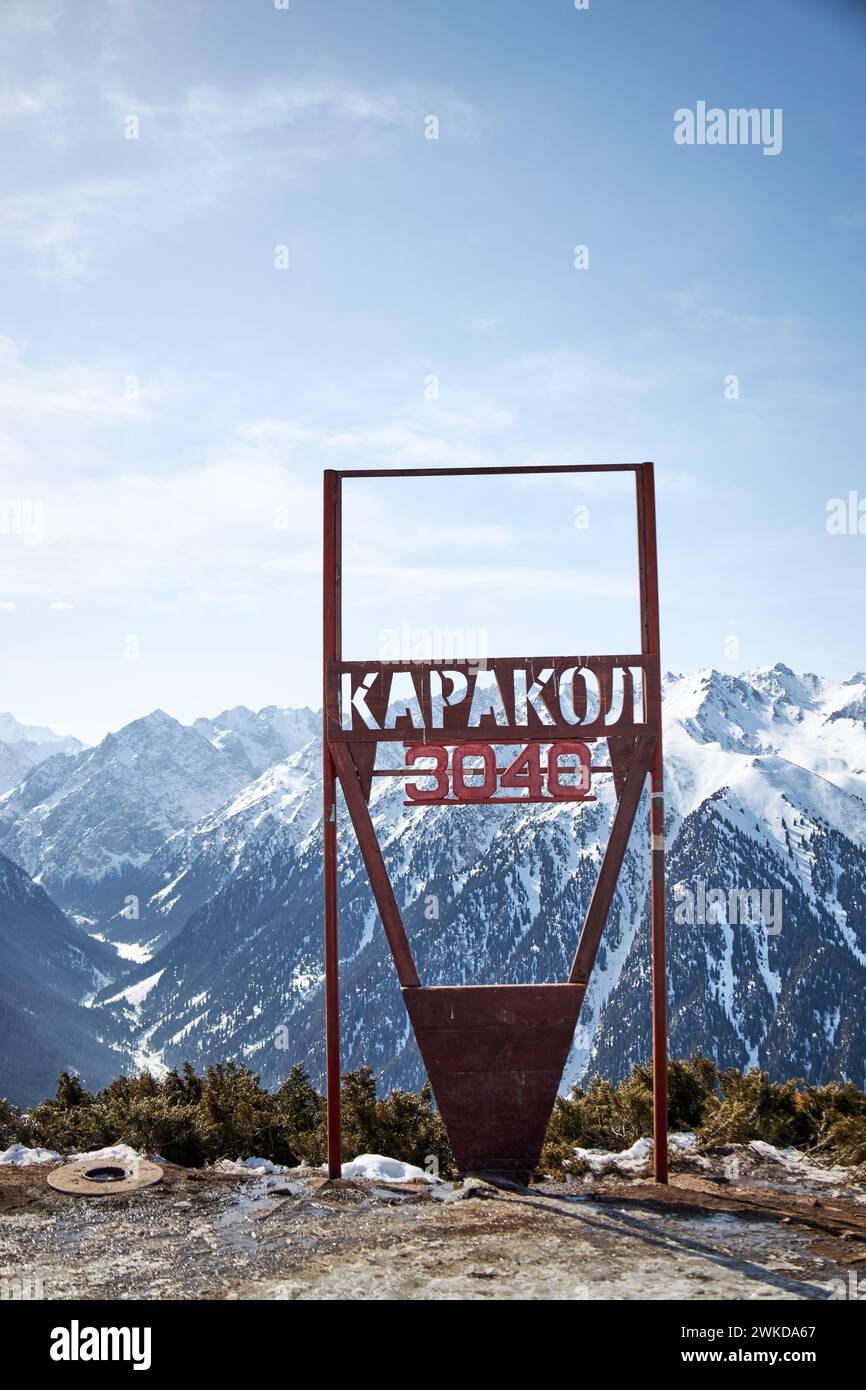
404 742 591 804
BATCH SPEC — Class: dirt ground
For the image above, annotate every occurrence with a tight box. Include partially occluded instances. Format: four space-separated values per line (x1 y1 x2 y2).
2 1151 865 1301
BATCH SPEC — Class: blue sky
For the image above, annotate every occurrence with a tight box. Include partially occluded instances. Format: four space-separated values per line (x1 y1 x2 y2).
0 0 864 742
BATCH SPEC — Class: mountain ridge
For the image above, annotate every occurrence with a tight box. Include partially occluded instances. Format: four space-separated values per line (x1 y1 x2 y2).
1 666 864 1108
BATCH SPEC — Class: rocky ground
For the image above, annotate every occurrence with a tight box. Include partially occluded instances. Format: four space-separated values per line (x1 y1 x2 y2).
1 1144 865 1301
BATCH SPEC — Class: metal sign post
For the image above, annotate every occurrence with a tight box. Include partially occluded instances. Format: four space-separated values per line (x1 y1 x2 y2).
321 463 668 1183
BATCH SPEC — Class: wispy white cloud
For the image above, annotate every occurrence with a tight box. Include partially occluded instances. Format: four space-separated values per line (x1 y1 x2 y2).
0 79 66 120
509 346 668 402
1 453 321 613
237 416 494 471
0 70 486 281
0 337 212 490
672 281 811 360
0 335 154 424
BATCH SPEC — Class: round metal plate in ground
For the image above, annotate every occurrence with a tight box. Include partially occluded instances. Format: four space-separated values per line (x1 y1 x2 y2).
47 1157 164 1196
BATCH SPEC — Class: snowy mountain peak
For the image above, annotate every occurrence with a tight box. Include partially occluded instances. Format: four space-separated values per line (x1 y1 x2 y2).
0 712 82 748
747 663 825 710
104 708 187 745
193 703 319 778
82 662 866 1101
0 714 86 794
0 708 252 893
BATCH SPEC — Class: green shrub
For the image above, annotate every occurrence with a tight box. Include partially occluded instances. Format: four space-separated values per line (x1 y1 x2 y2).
193 1061 298 1166
301 1066 453 1177
541 1054 719 1169
539 1056 866 1176
797 1080 866 1143
365 1078 452 1177
0 1094 19 1148
11 1057 866 1180
21 1071 112 1154
10 1061 452 1173
272 1063 326 1164
699 1068 811 1147
821 1115 866 1166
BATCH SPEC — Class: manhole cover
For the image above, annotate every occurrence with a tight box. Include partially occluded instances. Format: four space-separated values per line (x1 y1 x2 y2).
47 1156 164 1196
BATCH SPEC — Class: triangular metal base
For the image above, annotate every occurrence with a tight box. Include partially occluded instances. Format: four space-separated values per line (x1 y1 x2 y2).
402 983 584 1183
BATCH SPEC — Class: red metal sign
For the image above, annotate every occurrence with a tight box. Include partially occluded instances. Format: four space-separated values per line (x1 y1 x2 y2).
329 655 654 742
322 464 668 1185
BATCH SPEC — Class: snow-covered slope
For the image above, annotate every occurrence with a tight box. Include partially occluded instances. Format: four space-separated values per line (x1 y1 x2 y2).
664 666 866 808
0 741 33 797
0 711 250 909
0 851 128 1104
192 705 319 779
83 664 866 1096
0 713 84 794
0 712 83 756
97 740 321 957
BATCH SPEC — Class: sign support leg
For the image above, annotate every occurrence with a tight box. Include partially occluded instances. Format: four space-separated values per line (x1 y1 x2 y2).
638 462 668 1183
650 754 668 1183
323 470 342 1179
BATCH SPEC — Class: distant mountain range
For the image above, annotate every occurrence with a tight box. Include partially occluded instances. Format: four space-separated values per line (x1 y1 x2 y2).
0 712 84 796
0 669 864 1108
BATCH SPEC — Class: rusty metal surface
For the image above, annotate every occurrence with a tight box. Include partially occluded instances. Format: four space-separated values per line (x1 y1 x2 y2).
327 654 659 744
336 464 641 478
637 462 669 1182
322 469 342 1178
403 984 584 1182
47 1157 163 1197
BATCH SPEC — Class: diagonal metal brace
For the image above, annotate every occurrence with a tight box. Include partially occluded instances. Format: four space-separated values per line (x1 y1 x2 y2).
569 732 655 986
331 742 421 989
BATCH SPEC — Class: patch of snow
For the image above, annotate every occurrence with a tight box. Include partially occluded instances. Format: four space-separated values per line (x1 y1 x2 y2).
338 1153 438 1183
748 1140 852 1184
572 1132 701 1175
572 1137 654 1174
113 941 153 965
215 1156 293 1175
0 1143 62 1166
70 1143 144 1162
104 969 164 1009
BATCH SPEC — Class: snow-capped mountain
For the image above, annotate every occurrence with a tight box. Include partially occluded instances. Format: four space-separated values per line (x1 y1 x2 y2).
77 664 866 1098
193 704 319 779
0 712 84 795
0 710 254 917
1 669 864 1107
0 711 83 755
0 850 128 1104
98 741 321 957
0 707 323 929
0 741 33 798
